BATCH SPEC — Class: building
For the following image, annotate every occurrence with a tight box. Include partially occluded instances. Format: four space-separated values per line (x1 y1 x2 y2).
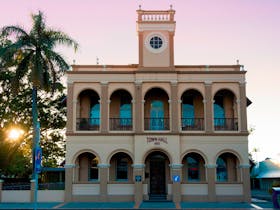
251 158 280 192
65 7 251 204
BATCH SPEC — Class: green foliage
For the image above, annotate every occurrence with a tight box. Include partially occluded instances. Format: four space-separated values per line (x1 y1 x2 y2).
0 10 77 177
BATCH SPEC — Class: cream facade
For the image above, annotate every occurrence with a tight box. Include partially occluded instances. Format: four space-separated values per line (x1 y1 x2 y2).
65 8 251 204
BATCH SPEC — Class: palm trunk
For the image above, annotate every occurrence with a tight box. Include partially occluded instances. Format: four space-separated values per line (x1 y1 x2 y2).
32 86 39 178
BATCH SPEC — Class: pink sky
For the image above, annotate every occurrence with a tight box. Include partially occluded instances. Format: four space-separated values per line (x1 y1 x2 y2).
1 0 280 161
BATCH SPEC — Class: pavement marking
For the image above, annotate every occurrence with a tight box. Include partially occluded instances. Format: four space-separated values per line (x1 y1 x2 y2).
53 202 66 209
251 203 263 209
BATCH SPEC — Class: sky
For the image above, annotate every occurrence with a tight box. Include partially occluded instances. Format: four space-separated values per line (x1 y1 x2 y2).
1 0 279 162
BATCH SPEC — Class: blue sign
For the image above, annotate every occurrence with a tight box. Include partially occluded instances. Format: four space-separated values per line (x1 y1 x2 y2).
173 175 180 182
135 175 142 182
35 147 42 173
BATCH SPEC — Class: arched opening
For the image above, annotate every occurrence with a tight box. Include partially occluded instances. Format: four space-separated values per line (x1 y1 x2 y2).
214 89 238 131
182 152 206 182
145 151 170 199
216 152 240 182
144 88 169 130
181 89 204 131
109 152 133 181
109 90 133 130
75 152 99 182
77 89 100 130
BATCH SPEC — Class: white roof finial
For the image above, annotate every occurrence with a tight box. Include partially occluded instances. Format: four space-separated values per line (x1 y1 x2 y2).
139 5 142 10
170 4 173 10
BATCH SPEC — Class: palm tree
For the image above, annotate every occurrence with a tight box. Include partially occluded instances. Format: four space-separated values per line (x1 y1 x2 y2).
0 11 78 176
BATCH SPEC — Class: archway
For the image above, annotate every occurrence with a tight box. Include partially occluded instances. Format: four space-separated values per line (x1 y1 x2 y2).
145 151 170 199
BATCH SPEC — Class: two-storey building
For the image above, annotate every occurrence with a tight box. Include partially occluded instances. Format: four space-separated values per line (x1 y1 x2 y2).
65 7 251 204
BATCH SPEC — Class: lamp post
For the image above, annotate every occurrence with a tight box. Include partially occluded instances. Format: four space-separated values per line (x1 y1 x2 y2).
33 122 41 210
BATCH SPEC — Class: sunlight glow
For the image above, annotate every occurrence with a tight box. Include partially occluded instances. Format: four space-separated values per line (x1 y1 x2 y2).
8 128 24 141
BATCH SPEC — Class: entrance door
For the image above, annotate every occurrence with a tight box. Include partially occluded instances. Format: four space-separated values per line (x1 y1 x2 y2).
149 154 166 195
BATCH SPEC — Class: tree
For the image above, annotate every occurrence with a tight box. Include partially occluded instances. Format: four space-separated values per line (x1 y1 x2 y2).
0 68 67 177
0 11 78 176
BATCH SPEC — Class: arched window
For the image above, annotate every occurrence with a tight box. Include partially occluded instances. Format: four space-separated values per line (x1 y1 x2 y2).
90 103 100 125
216 157 227 181
150 100 164 130
187 156 199 181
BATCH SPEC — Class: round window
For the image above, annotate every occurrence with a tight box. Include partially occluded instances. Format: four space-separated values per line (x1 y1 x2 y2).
149 36 163 49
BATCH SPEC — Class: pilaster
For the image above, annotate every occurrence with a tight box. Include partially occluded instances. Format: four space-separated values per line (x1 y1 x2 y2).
135 81 143 133
171 81 179 132
240 164 251 202
98 164 110 201
100 81 109 133
65 164 75 202
170 164 183 203
205 164 216 202
132 164 145 205
204 82 213 133
66 82 74 133
239 82 248 132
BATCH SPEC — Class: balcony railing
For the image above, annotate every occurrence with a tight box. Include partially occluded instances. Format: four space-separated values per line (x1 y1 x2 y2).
110 118 133 131
181 118 204 131
76 118 100 131
144 118 170 130
214 118 238 131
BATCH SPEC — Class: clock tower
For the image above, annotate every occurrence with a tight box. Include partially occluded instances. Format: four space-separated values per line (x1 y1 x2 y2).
137 6 176 69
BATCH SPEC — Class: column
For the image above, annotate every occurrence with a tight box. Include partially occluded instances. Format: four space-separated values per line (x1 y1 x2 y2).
170 164 183 203
0 179 3 202
135 81 143 133
204 81 213 133
205 164 216 202
66 82 74 133
98 164 110 201
239 82 248 133
133 164 145 206
171 81 179 133
240 164 251 202
100 81 109 133
65 164 75 202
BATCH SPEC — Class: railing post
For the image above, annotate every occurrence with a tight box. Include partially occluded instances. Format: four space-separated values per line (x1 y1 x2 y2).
30 179 35 202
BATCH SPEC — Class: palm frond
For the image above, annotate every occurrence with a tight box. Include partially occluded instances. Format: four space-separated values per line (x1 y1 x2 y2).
0 26 29 38
46 30 78 52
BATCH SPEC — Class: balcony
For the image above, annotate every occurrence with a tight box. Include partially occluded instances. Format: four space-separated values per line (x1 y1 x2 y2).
144 118 170 131
76 118 100 131
181 118 204 131
214 118 238 131
110 118 133 131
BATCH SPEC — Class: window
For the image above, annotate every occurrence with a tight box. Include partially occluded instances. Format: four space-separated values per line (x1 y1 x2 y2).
90 103 100 125
116 157 128 180
89 157 98 180
214 104 225 126
187 156 199 181
120 97 132 126
182 104 195 127
150 36 163 49
150 100 164 130
216 157 227 181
